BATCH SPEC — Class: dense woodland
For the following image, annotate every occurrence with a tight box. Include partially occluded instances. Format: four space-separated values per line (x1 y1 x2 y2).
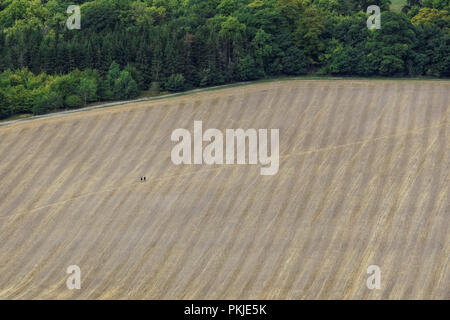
0 0 449 119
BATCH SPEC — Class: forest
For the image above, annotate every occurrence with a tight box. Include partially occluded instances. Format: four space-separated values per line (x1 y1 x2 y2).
0 0 449 119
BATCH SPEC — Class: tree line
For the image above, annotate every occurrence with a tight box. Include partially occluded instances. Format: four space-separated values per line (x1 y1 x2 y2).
0 0 449 119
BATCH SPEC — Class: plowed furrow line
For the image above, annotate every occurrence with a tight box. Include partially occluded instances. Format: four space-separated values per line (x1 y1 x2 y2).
281 84 390 298
381 83 441 299
260 85 368 299
215 88 304 299
339 84 418 299
162 89 292 299
0 118 95 216
314 84 407 299
0 124 60 210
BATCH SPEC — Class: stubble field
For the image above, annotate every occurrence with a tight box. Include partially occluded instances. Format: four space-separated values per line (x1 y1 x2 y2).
0 80 448 299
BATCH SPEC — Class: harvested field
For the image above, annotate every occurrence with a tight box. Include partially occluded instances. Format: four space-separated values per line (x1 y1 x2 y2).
0 80 448 299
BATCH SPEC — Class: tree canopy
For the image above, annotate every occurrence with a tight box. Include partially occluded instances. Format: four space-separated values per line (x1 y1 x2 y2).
0 0 448 119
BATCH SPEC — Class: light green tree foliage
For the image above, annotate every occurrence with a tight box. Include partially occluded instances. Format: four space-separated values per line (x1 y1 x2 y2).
166 73 186 91
79 78 97 106
0 89 11 119
65 94 83 108
113 71 139 99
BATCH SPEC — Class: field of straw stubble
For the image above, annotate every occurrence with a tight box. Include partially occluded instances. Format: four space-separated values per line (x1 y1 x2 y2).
0 80 448 299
